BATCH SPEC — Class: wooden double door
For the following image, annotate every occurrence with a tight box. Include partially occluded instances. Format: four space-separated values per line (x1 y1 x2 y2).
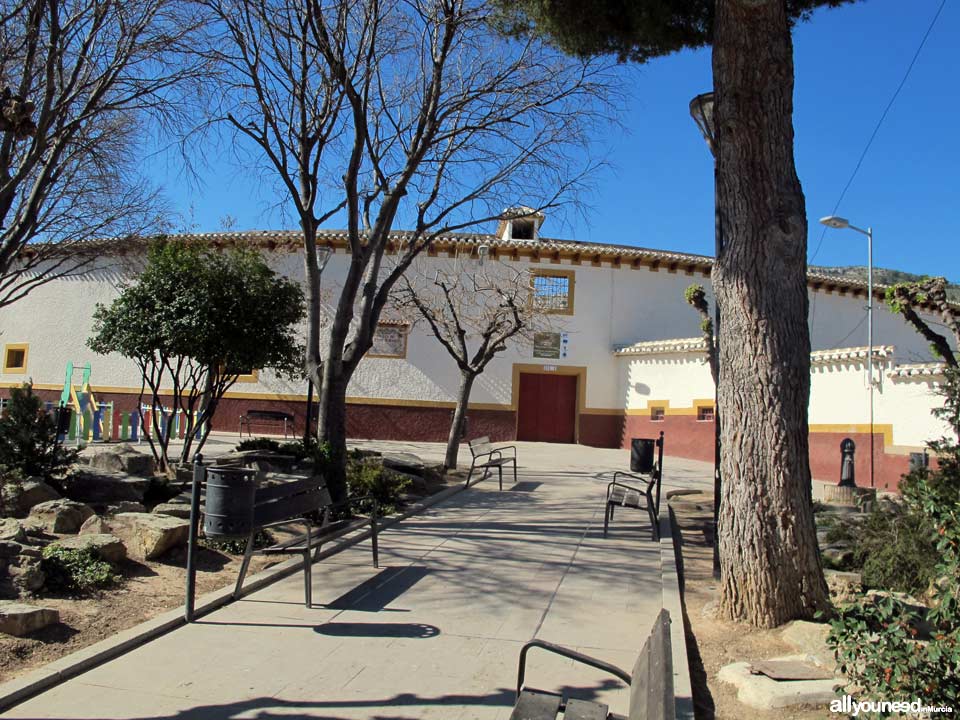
516 372 577 443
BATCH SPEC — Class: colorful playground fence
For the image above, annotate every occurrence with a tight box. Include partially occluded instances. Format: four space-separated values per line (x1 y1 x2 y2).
38 401 206 446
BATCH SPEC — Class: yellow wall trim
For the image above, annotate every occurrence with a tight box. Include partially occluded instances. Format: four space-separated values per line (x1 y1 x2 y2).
809 423 895 448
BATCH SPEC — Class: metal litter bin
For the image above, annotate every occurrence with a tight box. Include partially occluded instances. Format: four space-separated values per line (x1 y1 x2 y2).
630 438 656 474
203 466 257 539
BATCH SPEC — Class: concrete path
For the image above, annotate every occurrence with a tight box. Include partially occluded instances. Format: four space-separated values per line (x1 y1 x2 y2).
7 448 712 720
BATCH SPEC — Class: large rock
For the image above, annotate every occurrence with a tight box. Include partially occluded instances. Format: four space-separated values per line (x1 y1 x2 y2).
28 499 94 533
1 547 45 596
781 621 834 670
718 656 842 710
0 601 59 636
1 479 61 518
65 468 150 505
825 569 862 605
51 534 126 563
151 502 192 520
0 518 26 543
103 513 189 560
87 444 156 476
78 515 108 535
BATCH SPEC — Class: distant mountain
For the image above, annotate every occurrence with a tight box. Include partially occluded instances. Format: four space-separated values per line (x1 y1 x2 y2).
809 265 960 302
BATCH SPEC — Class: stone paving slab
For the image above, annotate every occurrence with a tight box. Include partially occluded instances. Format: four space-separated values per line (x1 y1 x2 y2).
2 455 708 720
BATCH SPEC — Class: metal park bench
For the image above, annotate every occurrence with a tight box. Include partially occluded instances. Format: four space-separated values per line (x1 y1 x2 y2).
467 436 517 489
232 476 379 608
604 432 664 542
510 609 675 720
184 458 379 621
239 409 295 438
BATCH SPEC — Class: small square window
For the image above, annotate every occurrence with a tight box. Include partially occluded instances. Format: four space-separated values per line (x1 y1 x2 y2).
3 344 28 374
697 405 715 422
531 270 575 315
650 406 665 422
370 323 408 359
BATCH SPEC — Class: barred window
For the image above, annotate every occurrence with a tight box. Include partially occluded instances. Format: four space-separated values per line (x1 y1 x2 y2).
650 406 665 422
370 324 408 358
697 405 715 422
531 270 575 315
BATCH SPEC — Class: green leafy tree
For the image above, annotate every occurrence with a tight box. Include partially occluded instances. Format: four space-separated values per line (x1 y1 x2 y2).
885 277 960 373
827 367 960 707
89 241 304 471
497 0 864 627
0 383 77 488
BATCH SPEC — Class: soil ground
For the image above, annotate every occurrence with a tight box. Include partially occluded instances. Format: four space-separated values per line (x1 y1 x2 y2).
671 494 834 720
0 472 462 687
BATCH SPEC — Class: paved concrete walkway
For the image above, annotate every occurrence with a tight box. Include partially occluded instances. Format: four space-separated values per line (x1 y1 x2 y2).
7 447 712 720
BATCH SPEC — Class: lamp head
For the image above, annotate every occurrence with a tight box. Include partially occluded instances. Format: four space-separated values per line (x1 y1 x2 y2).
688 92 716 157
819 215 850 230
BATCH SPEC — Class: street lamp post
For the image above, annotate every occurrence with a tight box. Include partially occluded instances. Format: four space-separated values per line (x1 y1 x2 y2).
819 215 875 488
689 91 722 579
304 246 333 445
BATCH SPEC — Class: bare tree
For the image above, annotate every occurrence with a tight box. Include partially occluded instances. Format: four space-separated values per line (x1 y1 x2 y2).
394 258 553 469
886 278 960 370
0 0 207 308
201 0 610 501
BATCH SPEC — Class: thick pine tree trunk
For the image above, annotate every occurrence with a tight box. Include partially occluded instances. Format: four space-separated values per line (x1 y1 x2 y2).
713 0 830 627
445 371 476 470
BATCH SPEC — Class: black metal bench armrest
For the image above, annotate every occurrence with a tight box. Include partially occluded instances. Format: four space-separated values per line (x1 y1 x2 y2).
516 639 631 700
607 473 654 499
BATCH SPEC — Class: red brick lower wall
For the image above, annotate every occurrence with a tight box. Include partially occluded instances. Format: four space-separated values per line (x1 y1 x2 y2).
4 387 920 489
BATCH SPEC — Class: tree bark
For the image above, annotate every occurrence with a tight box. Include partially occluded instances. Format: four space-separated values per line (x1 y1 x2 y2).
318 362 350 505
445 371 476 469
713 0 830 627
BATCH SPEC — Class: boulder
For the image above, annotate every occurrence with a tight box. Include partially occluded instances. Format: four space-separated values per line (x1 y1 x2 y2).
718 656 842 710
86 444 155 476
0 518 26 543
781 621 834 670
7 556 45 595
382 453 425 475
103 513 189 560
0 601 59 636
103 501 146 515
865 589 933 638
821 546 853 568
825 569 862 605
51 533 126 563
78 515 109 535
1 479 61 517
151 502 192 520
28 499 94 534
65 468 150 504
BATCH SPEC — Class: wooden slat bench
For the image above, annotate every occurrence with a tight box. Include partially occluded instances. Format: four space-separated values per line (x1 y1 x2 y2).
238 409 295 438
232 475 379 608
511 609 675 720
604 432 665 542
467 436 517 490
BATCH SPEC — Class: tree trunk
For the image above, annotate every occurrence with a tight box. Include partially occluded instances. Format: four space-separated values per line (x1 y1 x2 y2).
445 371 476 470
319 364 349 505
712 0 830 627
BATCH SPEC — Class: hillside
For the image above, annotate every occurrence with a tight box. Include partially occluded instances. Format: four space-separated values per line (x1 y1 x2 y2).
809 265 960 302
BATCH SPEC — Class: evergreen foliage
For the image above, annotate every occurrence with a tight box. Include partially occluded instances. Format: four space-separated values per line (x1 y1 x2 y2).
493 0 857 63
0 383 77 484
88 241 304 469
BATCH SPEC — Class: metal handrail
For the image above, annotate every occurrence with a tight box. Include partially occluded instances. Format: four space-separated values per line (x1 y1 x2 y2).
516 638 631 700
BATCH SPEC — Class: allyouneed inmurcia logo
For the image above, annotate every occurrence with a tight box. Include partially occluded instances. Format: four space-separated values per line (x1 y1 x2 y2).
830 695 954 716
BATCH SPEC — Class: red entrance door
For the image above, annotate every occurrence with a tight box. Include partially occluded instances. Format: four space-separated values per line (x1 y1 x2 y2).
517 373 577 443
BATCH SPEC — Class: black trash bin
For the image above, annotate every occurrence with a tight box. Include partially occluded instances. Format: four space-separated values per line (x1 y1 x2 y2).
630 438 657 474
203 466 258 539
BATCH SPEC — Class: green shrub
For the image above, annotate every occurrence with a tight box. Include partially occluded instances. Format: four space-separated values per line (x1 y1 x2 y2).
0 466 25 518
0 384 77 488
236 437 282 453
346 457 410 516
201 529 275 555
826 367 960 708
41 545 120 593
822 502 939 594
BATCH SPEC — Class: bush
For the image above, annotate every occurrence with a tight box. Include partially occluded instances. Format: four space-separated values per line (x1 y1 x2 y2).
346 455 410 516
41 545 120 594
0 466 25 518
826 367 960 707
822 502 939 594
0 384 77 487
236 437 282 453
201 529 275 555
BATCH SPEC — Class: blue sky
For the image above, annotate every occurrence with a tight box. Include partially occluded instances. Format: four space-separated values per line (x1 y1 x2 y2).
149 0 958 281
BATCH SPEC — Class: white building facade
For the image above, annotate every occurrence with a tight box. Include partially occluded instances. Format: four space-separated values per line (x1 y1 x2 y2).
0 220 951 492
